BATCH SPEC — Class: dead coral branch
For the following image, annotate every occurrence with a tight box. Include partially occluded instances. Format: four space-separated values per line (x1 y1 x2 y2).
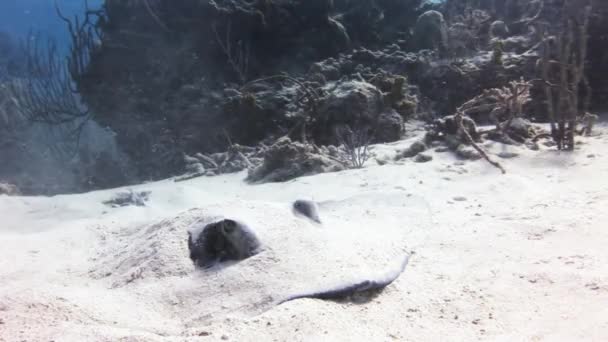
455 109 506 174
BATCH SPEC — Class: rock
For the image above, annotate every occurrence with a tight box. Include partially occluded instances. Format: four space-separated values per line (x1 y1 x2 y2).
395 140 427 159
489 21 509 39
453 196 467 201
373 73 417 118
310 62 341 81
247 137 345 183
314 80 384 145
414 153 433 163
103 190 151 207
498 151 519 159
502 35 534 53
0 183 20 196
444 135 463 150
444 115 479 140
455 144 481 160
376 110 404 143
412 10 448 55
543 140 557 147
428 115 480 148
526 141 540 151
501 118 539 142
376 157 389 166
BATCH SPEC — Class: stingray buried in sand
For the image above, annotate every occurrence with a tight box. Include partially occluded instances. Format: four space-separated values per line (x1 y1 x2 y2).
92 192 430 325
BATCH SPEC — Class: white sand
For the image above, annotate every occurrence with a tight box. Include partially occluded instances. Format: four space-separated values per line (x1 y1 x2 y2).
1 125 607 341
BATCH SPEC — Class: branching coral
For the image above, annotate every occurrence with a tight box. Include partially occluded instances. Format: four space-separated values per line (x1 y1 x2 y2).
335 124 373 169
444 78 533 174
457 78 532 130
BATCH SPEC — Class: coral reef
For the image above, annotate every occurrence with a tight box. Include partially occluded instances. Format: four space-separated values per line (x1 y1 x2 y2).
1 0 607 192
246 137 345 183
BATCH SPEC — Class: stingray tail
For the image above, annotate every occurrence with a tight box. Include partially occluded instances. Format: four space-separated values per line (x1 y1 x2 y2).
280 254 410 304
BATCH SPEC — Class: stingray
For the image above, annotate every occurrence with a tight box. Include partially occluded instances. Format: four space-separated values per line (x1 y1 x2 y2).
93 191 430 326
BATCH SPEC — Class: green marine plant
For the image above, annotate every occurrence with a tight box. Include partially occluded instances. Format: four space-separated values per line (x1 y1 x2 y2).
491 39 504 65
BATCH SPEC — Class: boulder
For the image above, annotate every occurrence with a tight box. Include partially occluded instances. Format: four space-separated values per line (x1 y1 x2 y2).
429 114 480 144
455 144 481 160
503 117 538 142
0 183 20 196
412 10 448 55
314 80 384 145
414 153 433 163
375 110 404 143
489 21 509 39
395 140 427 160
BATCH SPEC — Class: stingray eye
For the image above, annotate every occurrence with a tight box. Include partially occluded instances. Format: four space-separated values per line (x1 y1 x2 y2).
223 220 236 234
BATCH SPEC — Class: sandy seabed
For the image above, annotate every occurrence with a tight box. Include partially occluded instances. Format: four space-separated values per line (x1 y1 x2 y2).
1 124 607 341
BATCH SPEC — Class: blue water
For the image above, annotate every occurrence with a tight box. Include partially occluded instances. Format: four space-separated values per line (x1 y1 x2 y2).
0 0 441 44
0 0 103 46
